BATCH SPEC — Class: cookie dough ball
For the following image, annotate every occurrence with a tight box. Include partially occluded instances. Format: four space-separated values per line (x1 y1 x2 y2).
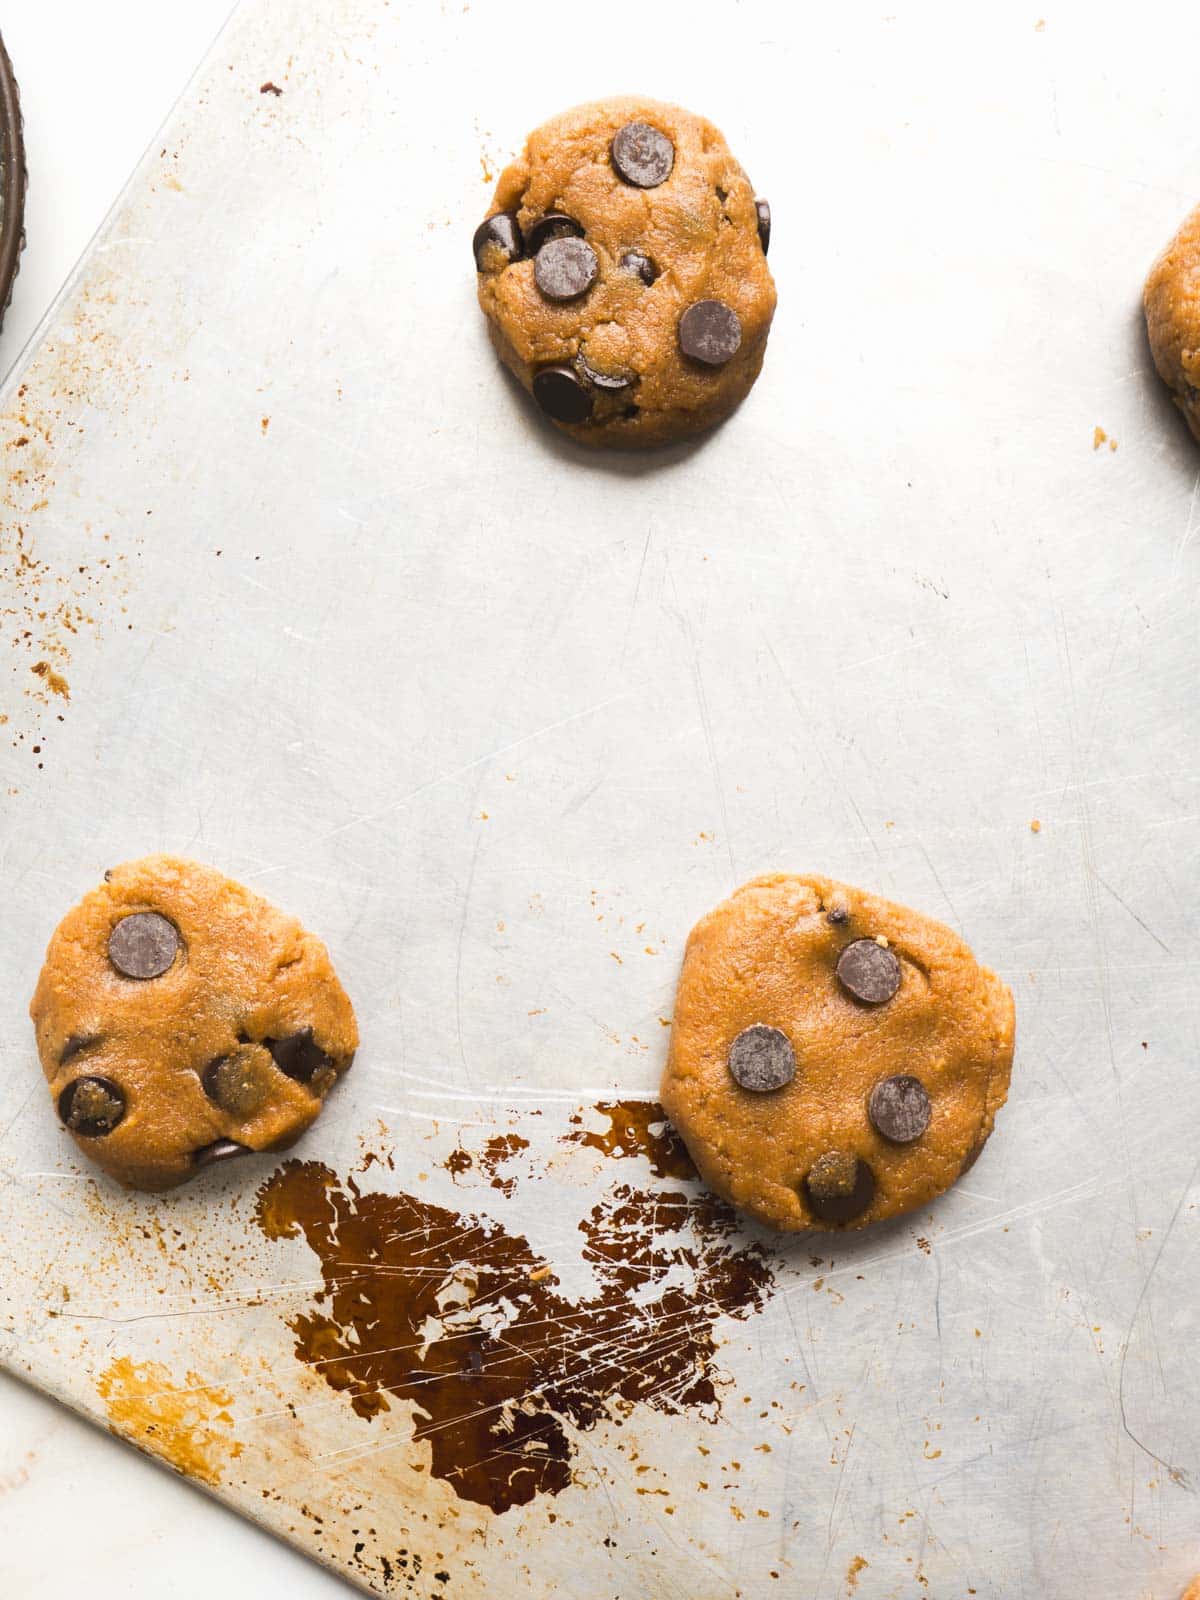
660 874 1015 1232
1145 204 1200 444
473 97 776 447
30 856 357 1192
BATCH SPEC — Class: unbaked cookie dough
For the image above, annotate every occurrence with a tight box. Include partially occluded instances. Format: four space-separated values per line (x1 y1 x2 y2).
660 874 1015 1232
473 97 776 447
30 856 357 1192
1145 204 1200 444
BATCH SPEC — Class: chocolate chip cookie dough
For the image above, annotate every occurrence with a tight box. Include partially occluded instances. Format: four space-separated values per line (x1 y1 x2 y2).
660 874 1015 1232
30 856 357 1192
473 97 776 447
1145 203 1200 444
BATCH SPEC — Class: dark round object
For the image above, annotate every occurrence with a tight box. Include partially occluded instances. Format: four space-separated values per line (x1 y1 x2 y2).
532 364 594 424
192 1138 250 1170
611 121 674 188
805 1152 876 1224
727 1024 796 1093
533 235 598 302
107 912 180 980
58 1076 126 1138
678 299 742 366
619 249 658 286
526 212 584 254
265 1027 333 1087
827 907 849 925
868 1075 931 1143
0 36 24 333
577 356 634 393
755 198 771 255
203 1051 272 1117
472 211 523 270
836 939 901 1005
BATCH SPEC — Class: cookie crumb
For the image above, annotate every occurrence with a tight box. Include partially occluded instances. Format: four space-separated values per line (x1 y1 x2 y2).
260 81 283 96
1030 818 1041 833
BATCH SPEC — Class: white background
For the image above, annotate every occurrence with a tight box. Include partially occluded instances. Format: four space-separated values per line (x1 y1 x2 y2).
0 7 348 1593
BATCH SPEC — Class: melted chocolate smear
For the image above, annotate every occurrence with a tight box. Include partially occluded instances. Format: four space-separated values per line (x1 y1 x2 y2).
256 1102 771 1516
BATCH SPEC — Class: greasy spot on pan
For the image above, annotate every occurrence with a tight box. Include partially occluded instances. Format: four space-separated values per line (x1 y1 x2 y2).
563 1098 696 1180
97 1356 244 1487
256 1103 773 1515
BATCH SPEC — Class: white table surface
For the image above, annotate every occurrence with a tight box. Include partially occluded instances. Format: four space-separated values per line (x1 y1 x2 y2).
0 7 350 1594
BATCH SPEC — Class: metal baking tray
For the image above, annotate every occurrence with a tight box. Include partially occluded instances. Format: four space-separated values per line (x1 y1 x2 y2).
1 2 1198 1595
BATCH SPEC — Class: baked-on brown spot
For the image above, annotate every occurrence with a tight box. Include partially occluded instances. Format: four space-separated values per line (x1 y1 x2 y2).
97 1357 244 1487
256 1103 771 1515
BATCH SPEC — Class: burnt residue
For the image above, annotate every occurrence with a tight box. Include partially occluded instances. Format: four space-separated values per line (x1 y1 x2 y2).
564 1098 696 1181
256 1103 772 1515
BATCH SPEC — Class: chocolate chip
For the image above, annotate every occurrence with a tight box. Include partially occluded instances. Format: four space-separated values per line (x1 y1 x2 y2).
265 1028 333 1088
107 912 180 980
755 198 771 254
203 1050 272 1117
533 235 598 301
827 907 849 926
727 1024 796 1092
192 1138 250 1169
805 1152 876 1224
577 356 634 393
472 211 523 270
58 1076 126 1138
678 300 742 366
526 213 583 254
611 121 674 188
532 364 594 424
619 249 658 285
868 1075 931 1143
836 939 901 1005
60 1033 97 1066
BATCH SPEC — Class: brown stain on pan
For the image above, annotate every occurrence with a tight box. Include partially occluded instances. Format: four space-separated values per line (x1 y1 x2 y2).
256 1102 773 1514
97 1356 244 1487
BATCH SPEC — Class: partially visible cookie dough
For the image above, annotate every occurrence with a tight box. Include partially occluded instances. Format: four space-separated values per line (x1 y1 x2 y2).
473 97 776 447
660 874 1015 1232
30 856 357 1191
1145 204 1200 444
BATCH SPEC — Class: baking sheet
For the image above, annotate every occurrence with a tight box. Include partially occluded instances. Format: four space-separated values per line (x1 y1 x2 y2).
1 1 1199 1594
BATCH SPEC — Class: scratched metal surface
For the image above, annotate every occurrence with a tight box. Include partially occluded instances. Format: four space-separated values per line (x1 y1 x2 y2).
1 1 1199 1595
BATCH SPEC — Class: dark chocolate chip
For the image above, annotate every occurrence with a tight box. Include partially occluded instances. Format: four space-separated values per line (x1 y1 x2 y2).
827 907 849 926
526 213 584 254
60 1033 97 1066
58 1076 126 1138
611 121 674 188
619 249 658 285
472 211 523 270
533 235 598 301
727 1024 796 1092
265 1028 333 1087
203 1050 273 1117
678 299 742 366
108 911 180 980
192 1138 250 1169
532 364 594 424
805 1152 876 1224
755 198 771 254
868 1075 931 1143
577 356 634 393
836 939 901 1005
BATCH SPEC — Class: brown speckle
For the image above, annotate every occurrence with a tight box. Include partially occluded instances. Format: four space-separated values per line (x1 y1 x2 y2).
31 661 69 700
260 81 284 96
